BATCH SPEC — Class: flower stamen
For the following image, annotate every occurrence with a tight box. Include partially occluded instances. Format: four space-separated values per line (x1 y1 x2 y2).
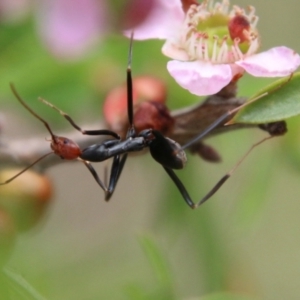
171 0 260 64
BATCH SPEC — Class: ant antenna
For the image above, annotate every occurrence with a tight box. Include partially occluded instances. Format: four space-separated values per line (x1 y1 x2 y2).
0 85 57 185
0 152 53 185
10 83 57 141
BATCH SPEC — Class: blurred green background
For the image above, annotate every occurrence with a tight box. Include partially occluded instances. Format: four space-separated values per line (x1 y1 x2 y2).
1 1 300 299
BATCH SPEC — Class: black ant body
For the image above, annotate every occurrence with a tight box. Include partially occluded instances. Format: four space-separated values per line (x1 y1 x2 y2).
1 36 287 208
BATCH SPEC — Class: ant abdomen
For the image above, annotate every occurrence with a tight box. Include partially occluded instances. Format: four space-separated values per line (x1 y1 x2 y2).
149 130 187 170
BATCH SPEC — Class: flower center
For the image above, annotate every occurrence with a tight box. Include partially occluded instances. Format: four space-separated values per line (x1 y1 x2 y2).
180 0 260 63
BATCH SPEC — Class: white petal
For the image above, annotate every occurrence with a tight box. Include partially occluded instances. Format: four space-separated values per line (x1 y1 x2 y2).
236 46 300 77
167 60 233 96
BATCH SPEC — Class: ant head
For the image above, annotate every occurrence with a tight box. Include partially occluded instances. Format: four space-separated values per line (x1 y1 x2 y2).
51 136 82 160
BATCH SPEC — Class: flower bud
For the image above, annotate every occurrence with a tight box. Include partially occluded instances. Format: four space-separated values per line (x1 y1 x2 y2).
103 76 168 137
0 169 53 231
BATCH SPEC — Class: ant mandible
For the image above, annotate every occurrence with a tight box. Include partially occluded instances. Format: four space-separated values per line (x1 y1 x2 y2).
1 35 287 208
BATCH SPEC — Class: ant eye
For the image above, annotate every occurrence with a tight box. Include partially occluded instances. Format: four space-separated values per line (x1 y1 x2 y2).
63 139 69 144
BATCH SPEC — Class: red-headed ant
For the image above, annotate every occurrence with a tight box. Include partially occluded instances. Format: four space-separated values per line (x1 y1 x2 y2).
0 35 287 208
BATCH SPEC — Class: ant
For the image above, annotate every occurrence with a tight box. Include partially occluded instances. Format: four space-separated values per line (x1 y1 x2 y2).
0 36 287 209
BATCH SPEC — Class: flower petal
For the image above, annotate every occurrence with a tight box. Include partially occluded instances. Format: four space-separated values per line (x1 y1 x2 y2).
236 46 300 77
124 0 184 40
167 60 233 96
37 0 107 60
162 40 190 60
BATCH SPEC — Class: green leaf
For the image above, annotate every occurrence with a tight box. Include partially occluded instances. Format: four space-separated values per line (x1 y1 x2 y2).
232 72 300 124
3 268 47 300
138 235 173 289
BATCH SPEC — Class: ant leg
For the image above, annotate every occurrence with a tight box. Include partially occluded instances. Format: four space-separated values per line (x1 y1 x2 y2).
39 98 120 139
0 152 53 185
163 166 195 208
164 136 274 209
181 73 293 151
125 32 136 138
105 154 128 201
101 34 134 201
127 33 134 128
80 159 108 192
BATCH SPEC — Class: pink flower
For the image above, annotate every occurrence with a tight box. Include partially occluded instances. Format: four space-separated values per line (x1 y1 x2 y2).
126 0 300 96
35 0 155 60
36 0 108 60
